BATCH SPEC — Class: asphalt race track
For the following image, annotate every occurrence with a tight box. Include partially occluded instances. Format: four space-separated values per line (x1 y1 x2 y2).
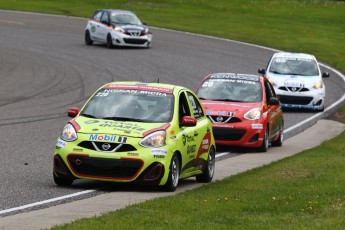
0 10 344 217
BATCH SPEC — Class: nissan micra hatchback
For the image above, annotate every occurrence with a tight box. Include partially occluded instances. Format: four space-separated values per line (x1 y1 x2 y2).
54 82 215 191
196 73 284 152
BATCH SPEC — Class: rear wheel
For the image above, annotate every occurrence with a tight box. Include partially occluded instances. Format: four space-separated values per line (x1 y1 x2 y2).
84 30 93 45
53 170 74 186
163 153 180 192
196 147 215 183
257 127 269 152
271 122 284 147
106 34 114 49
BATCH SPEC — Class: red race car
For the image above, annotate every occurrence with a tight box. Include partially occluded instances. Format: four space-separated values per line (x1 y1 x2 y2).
196 73 284 152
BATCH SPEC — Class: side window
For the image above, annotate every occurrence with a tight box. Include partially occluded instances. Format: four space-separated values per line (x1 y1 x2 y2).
100 12 109 24
186 92 205 119
178 92 191 121
93 11 102 21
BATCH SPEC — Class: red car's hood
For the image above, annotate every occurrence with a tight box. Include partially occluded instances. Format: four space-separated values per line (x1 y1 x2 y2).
201 100 262 117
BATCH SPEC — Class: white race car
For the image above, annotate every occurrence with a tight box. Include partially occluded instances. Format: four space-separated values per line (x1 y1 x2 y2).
85 9 152 48
259 52 329 112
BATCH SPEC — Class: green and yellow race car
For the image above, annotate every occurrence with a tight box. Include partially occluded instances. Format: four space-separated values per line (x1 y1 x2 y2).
54 82 216 191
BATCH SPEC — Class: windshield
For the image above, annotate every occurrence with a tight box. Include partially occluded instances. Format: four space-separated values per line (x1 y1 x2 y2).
111 13 141 25
81 88 174 123
268 57 319 76
197 78 263 102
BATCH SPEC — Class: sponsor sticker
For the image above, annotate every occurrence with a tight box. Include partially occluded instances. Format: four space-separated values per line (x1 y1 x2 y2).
251 124 263 129
151 149 167 156
89 134 127 143
56 140 67 148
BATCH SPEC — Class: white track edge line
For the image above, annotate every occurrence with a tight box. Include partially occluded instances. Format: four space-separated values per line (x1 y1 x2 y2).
0 190 95 215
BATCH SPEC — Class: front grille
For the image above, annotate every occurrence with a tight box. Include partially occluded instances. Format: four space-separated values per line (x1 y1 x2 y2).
125 31 143 36
78 141 136 152
279 95 313 105
208 116 241 123
213 127 246 141
68 155 143 180
123 38 147 45
278 87 309 92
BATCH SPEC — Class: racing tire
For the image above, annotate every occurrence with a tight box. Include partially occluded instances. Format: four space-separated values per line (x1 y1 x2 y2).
84 30 93 45
106 34 114 49
257 126 269 152
163 153 180 192
53 170 74 186
196 147 215 183
271 122 284 147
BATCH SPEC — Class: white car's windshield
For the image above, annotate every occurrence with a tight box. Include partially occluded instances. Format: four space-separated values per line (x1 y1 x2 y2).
268 57 319 76
81 89 174 123
197 79 263 102
111 13 141 25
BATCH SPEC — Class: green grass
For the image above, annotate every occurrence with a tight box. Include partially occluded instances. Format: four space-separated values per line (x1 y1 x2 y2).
1 0 345 229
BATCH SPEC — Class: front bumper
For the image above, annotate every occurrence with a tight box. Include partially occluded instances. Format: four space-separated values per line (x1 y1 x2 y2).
276 87 325 110
212 122 265 147
54 137 169 186
111 32 152 47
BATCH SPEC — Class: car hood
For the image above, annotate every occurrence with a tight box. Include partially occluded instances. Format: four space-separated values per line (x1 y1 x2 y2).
72 116 168 138
201 100 262 117
266 73 321 87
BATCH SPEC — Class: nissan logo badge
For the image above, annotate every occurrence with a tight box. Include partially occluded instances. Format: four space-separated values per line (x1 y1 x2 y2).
102 143 111 151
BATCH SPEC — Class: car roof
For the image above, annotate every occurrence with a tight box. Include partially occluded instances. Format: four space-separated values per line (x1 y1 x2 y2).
272 52 316 61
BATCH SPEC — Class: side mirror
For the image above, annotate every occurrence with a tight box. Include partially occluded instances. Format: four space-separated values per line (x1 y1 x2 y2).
322 72 330 78
258 68 266 75
68 107 79 118
268 97 280 106
181 116 197 127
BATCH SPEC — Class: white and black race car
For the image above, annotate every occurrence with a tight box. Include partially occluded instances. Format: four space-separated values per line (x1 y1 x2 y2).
85 9 152 48
259 52 330 112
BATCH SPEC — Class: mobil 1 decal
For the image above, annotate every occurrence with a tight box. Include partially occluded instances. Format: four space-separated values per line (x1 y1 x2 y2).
89 134 127 143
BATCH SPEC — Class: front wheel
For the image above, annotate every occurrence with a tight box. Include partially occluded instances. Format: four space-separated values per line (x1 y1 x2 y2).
163 153 180 192
53 170 74 186
84 30 93 45
196 147 215 183
106 34 114 49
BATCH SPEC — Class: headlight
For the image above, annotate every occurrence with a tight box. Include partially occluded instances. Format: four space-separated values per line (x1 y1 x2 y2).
244 108 262 120
144 28 149 35
267 77 276 86
313 80 324 89
139 130 166 148
60 123 77 141
114 26 125 33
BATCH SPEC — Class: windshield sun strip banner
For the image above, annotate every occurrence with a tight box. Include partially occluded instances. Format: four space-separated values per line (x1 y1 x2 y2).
104 84 173 94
